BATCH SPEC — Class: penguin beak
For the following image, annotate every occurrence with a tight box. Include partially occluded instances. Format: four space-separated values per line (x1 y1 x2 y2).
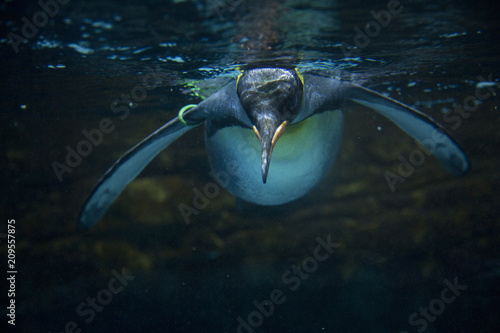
253 119 288 184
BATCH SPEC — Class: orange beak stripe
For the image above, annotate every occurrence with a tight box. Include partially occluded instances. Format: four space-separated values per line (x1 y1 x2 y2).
253 125 261 142
271 121 288 152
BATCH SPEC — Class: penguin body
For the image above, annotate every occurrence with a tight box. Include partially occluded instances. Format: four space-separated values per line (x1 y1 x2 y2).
78 67 469 229
206 106 343 205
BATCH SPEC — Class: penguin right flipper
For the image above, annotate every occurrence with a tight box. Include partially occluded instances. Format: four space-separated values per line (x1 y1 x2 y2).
299 73 468 177
78 105 205 229
348 83 469 176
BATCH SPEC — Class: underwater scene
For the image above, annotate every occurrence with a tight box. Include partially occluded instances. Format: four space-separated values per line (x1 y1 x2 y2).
1 0 500 332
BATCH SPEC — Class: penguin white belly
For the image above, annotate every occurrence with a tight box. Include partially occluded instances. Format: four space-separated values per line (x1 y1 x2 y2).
205 110 344 205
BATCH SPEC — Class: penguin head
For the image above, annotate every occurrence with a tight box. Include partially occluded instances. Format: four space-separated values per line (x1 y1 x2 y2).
237 68 303 183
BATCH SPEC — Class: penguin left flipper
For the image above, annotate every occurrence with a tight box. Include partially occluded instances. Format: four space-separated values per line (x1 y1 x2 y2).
78 105 206 229
348 84 469 176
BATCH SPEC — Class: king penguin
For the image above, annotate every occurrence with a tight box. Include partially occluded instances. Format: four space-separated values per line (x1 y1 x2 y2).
78 67 469 229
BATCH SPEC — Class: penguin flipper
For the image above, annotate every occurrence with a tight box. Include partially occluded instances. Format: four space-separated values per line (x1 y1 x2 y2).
348 84 469 176
78 106 205 229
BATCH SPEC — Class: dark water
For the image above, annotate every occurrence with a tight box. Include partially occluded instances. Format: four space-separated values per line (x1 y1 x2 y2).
1 0 500 332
